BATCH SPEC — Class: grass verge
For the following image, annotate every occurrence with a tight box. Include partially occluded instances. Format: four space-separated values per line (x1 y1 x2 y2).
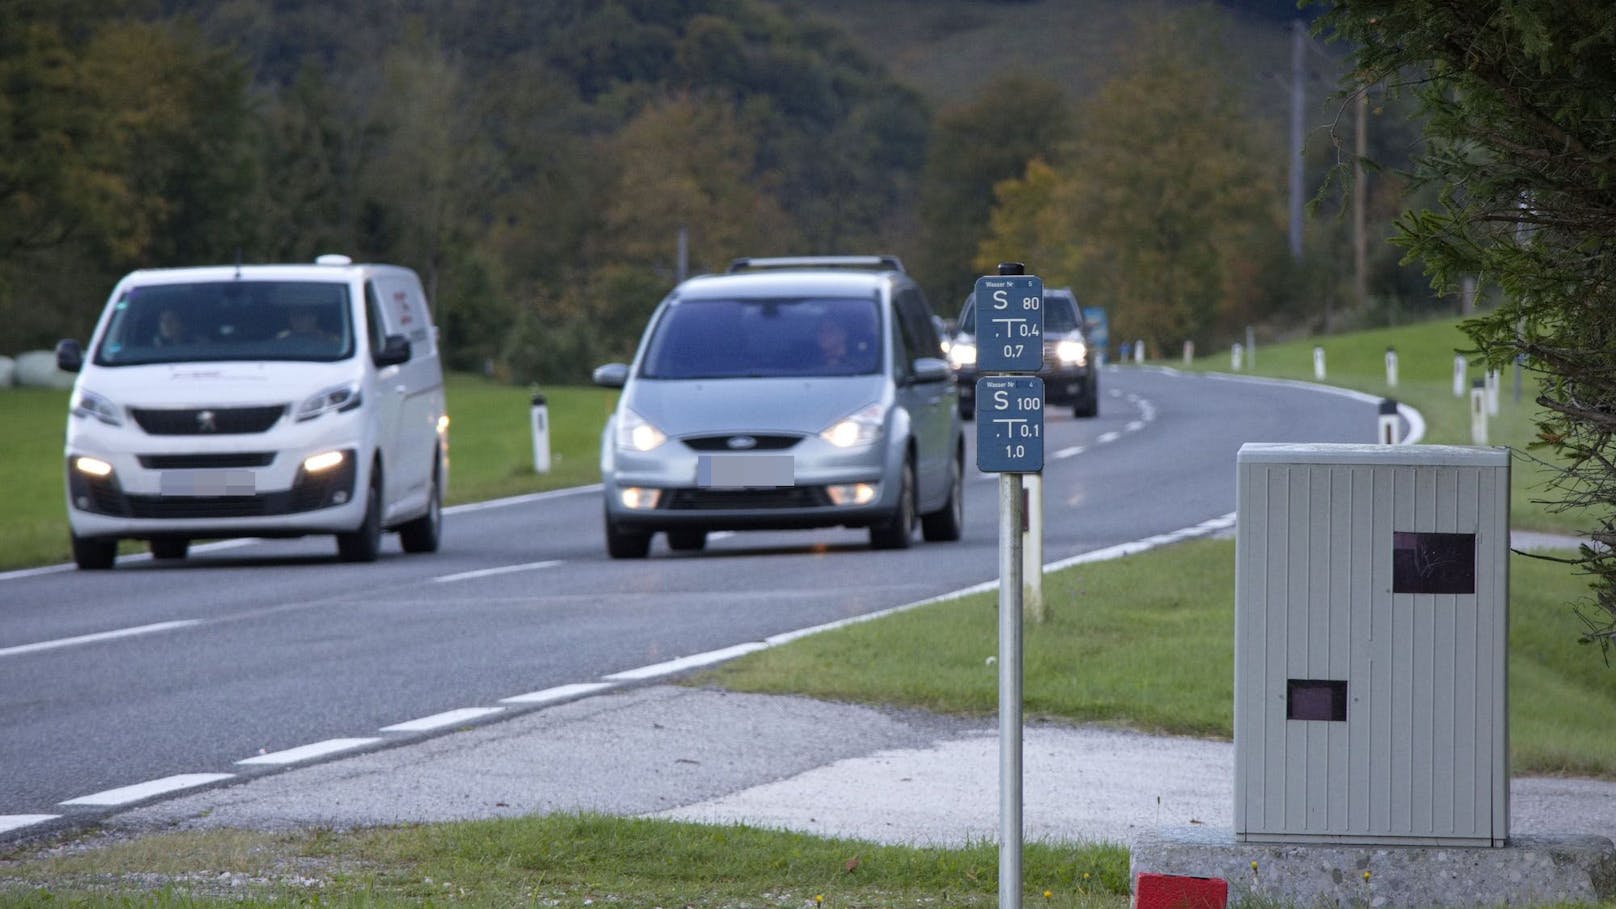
0 815 1131 908
701 536 1616 778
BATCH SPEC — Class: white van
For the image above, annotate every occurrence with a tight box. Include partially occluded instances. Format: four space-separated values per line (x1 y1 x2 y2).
55 255 449 569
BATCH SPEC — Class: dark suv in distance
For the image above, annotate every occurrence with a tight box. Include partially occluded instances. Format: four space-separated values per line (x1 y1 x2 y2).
947 286 1099 419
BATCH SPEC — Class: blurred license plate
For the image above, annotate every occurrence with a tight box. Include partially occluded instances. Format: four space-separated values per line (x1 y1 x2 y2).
160 469 257 496
696 454 793 488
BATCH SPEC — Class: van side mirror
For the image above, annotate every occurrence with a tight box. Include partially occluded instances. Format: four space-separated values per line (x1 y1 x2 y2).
374 334 411 367
911 357 951 384
56 339 83 374
592 363 629 389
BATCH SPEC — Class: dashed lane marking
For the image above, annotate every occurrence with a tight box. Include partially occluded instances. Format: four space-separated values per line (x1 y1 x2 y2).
433 560 562 584
380 707 505 733
602 642 770 682
0 815 58 834
500 682 617 705
60 773 234 807
0 620 201 660
236 738 383 766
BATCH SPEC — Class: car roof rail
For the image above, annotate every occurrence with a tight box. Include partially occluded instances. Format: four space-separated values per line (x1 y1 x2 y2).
726 255 906 274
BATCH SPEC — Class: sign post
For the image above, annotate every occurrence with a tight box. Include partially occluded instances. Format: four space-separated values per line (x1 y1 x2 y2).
974 263 1043 909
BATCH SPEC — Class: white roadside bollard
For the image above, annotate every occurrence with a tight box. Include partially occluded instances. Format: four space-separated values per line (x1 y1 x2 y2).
531 391 551 474
1022 473 1044 624
1453 354 1467 397
1133 340 1145 364
1182 340 1195 365
1485 368 1500 416
1231 342 1244 371
1385 347 1399 387
1470 379 1488 445
1313 346 1326 380
1378 398 1400 445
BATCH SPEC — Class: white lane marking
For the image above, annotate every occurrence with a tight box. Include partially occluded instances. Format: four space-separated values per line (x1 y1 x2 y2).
602 642 769 682
60 773 234 807
1053 446 1085 460
0 815 58 834
500 682 617 705
1097 431 1121 444
235 738 382 766
380 707 505 733
444 484 603 515
1195 369 1428 445
1125 420 1145 432
433 560 561 584
0 620 201 660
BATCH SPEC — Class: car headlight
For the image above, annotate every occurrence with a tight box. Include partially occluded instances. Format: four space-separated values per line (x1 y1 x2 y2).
296 382 363 421
948 341 977 370
70 389 122 426
615 408 667 452
1055 339 1087 366
820 402 885 448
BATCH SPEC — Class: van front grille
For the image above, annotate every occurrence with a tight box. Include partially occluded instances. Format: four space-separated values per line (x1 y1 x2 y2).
130 406 286 436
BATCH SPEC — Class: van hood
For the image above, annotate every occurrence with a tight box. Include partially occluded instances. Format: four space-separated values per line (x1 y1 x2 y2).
78 361 361 409
624 376 888 437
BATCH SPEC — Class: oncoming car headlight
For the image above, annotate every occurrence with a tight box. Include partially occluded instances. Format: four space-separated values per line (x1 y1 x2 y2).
615 408 667 452
1055 339 1087 366
820 402 885 449
948 341 977 370
297 382 362 421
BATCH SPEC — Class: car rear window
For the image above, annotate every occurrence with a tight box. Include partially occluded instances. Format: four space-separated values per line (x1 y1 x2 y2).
641 296 881 379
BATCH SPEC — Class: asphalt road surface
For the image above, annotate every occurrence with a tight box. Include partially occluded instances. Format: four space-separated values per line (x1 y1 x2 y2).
0 366 1382 840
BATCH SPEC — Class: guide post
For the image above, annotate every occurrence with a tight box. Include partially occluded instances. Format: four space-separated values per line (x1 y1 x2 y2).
973 262 1044 909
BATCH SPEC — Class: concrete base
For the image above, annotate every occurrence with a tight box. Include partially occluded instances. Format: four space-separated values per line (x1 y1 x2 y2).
1131 827 1616 909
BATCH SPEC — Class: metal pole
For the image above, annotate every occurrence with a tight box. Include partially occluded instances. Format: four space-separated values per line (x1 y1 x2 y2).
1022 474 1043 623
999 472 1024 909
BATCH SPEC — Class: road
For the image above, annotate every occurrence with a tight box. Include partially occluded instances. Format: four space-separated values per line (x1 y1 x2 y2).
0 366 1379 839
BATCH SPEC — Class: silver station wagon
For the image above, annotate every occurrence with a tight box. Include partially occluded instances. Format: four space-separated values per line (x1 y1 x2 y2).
592 256 965 558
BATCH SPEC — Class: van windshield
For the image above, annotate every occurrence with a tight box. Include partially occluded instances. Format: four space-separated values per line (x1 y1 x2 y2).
93 281 355 366
641 296 882 379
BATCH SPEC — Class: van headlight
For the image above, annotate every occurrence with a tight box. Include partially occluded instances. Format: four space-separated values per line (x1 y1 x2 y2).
614 408 667 452
70 389 123 426
296 382 363 421
948 341 977 370
1055 339 1087 366
820 402 885 448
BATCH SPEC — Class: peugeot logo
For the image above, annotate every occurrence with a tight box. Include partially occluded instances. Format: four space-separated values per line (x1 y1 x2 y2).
726 435 758 450
197 410 217 432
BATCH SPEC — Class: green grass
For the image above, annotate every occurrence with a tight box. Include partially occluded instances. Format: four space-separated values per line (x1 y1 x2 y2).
0 814 1132 908
0 373 613 571
701 536 1616 778
1176 317 1585 536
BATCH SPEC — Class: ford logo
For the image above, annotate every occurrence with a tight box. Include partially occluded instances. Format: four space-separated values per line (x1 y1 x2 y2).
726 435 758 450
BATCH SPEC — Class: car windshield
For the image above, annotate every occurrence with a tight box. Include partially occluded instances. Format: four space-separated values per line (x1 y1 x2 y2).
93 281 355 366
641 296 882 379
959 293 1080 334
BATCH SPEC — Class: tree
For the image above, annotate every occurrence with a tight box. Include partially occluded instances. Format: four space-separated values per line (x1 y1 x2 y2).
1315 1 1616 655
975 11 1285 353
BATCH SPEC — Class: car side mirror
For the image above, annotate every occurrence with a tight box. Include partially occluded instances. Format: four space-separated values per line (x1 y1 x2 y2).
374 334 411 367
911 357 951 384
592 363 630 389
56 339 83 374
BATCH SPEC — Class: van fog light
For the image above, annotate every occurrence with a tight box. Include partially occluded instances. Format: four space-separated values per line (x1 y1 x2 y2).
827 482 878 506
303 450 346 473
74 456 114 478
619 487 661 510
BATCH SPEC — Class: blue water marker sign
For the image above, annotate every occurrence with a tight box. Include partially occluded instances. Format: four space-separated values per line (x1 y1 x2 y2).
974 275 1044 373
976 376 1045 473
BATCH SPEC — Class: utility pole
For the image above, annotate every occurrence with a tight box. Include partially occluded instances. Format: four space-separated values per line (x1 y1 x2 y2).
1353 88 1368 315
1288 19 1305 262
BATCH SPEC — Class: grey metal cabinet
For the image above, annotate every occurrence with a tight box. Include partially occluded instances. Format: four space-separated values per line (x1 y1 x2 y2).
1233 443 1510 847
